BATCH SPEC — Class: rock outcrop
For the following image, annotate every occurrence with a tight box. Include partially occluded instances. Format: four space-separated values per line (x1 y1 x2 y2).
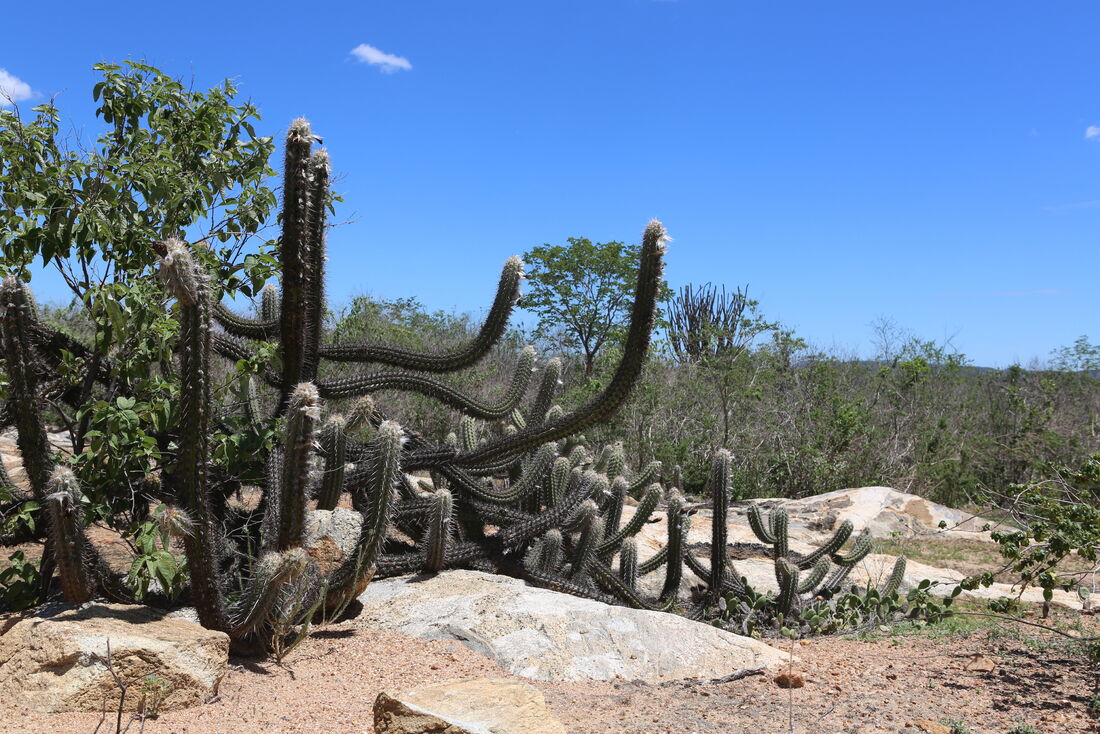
0 602 229 713
356 570 787 682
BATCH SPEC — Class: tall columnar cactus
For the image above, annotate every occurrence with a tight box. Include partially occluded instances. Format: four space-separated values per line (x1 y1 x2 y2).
316 414 349 511
0 278 54 498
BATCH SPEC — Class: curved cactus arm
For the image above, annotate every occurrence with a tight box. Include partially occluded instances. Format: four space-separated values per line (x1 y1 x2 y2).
520 566 620 606
747 504 776 545
0 277 55 498
159 239 229 632
451 442 556 504
318 256 523 371
422 489 453 573
212 334 284 386
324 420 403 605
601 476 628 541
830 532 873 567
316 345 536 421
45 468 93 603
316 414 348 511
626 460 661 497
879 555 907 597
797 557 831 595
822 563 856 594
596 484 661 555
684 553 748 598
568 500 602 580
637 543 669 576
212 302 280 339
525 357 562 426
589 557 677 612
451 221 668 468
538 529 564 574
796 520 853 570
658 493 686 603
775 559 799 616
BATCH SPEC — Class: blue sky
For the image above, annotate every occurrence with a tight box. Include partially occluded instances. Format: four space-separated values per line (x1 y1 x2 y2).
2 1 1098 367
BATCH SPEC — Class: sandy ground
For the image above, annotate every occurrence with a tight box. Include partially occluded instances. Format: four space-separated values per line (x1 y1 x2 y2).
4 609 1095 734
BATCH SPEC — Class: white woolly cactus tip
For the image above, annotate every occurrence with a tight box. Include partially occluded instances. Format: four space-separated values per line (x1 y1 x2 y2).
158 238 204 307
644 218 670 254
288 382 321 419
287 117 312 139
47 466 80 492
308 148 331 172
506 255 525 278
378 420 407 447
157 505 195 539
278 547 312 578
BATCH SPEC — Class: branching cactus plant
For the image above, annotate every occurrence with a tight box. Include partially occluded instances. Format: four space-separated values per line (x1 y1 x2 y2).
0 117 677 652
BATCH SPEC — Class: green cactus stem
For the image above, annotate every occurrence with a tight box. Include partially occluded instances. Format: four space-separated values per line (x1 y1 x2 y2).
880 555 907 597
776 559 799 616
423 488 453 573
316 414 348 511
0 277 54 498
450 220 668 468
596 484 661 554
619 537 639 590
268 383 320 550
569 500 602 580
261 283 280 321
708 450 732 595
45 467 93 604
159 238 229 632
301 150 330 382
276 118 316 409
317 256 523 371
526 356 562 425
659 491 686 603
316 345 537 421
747 504 776 546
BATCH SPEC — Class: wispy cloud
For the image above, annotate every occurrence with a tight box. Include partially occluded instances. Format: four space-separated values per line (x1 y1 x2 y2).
932 289 1068 298
1086 125 1100 141
0 69 33 106
351 43 412 73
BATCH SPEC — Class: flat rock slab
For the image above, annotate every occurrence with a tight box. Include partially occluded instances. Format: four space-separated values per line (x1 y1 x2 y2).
0 602 229 713
356 570 787 682
374 678 565 734
744 486 996 541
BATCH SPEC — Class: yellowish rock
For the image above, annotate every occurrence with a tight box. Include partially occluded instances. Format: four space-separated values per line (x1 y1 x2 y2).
374 677 566 734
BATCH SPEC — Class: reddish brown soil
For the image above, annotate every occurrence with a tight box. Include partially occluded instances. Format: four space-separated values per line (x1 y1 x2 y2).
4 609 1095 734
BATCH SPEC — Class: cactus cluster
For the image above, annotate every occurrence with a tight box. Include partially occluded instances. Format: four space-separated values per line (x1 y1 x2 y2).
701 500 909 635
0 118 673 650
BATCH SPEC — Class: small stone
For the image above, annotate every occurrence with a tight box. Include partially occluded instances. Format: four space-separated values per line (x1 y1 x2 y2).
774 671 804 689
965 654 996 672
913 719 951 734
374 678 565 734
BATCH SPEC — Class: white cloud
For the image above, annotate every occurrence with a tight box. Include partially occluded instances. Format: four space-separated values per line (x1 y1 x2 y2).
0 69 33 106
1085 125 1100 141
350 43 412 73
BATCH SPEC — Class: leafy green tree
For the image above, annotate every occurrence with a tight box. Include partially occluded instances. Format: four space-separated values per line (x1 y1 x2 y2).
0 61 280 528
522 237 668 377
1050 335 1100 373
